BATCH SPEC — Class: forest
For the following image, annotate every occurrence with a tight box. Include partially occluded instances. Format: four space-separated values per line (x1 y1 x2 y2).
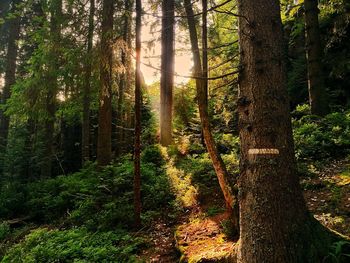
0 0 349 262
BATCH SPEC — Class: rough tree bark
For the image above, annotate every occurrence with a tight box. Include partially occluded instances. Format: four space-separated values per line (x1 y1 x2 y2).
184 0 239 236
0 0 11 49
116 0 132 156
0 0 20 150
82 0 95 165
237 0 345 262
160 0 175 146
41 0 62 178
134 0 142 228
202 0 208 105
304 0 329 116
200 0 208 147
97 0 114 166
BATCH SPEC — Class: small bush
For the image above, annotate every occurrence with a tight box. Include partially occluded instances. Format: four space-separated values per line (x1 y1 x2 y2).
178 154 217 187
141 145 164 166
0 223 10 241
220 219 237 240
0 182 27 219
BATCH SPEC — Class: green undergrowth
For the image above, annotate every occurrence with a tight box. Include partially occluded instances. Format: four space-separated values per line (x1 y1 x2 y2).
1 227 146 263
0 151 175 261
292 106 350 179
167 148 238 208
293 106 350 162
1 107 350 261
324 240 350 263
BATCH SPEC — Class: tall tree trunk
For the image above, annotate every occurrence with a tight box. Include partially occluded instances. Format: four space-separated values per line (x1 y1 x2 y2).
82 0 95 165
184 0 239 236
116 0 132 156
0 0 20 150
200 0 208 147
97 0 114 166
41 0 62 178
202 0 208 105
134 0 142 228
237 0 343 262
0 0 10 48
304 0 329 116
160 0 175 146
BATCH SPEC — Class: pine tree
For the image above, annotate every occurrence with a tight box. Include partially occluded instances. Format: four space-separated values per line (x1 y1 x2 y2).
97 0 114 166
236 0 345 261
160 0 175 146
304 0 329 116
134 0 142 228
82 0 95 164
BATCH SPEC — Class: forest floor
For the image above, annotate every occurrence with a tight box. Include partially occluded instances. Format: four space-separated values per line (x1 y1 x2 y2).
139 156 350 262
302 158 350 236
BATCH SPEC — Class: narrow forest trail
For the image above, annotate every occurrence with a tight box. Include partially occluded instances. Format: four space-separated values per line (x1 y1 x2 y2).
139 155 350 262
137 218 179 262
175 211 237 262
138 204 237 262
138 149 238 262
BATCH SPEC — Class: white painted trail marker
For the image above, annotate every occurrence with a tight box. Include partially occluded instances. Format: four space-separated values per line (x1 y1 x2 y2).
248 148 280 155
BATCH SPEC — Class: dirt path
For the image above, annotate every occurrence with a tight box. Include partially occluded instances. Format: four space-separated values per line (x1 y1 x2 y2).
139 157 350 262
137 218 179 262
175 211 237 262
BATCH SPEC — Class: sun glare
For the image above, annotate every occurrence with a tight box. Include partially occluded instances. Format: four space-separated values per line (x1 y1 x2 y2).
140 13 193 85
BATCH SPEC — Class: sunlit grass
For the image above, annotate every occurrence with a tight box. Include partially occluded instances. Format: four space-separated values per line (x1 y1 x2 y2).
160 146 198 208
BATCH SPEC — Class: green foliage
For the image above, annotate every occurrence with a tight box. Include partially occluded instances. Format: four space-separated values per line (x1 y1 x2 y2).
289 18 305 41
0 156 174 261
173 86 196 131
0 158 174 230
1 228 145 263
0 223 10 242
293 108 350 161
220 219 236 240
141 145 164 166
187 142 206 155
177 147 239 192
217 134 240 155
324 240 350 263
222 153 239 178
178 154 217 187
297 162 315 178
0 122 32 178
206 206 225 217
287 54 308 107
283 0 350 109
141 162 174 211
330 186 343 207
141 94 158 145
0 182 26 219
